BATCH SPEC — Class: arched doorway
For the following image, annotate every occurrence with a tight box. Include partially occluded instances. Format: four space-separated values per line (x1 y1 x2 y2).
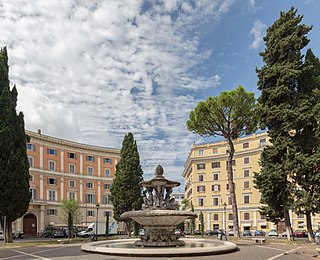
23 213 37 235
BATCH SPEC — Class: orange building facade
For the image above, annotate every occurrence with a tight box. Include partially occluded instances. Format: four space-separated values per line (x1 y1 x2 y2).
13 130 120 235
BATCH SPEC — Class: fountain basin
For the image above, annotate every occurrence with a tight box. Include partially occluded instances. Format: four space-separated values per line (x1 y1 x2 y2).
81 238 238 257
120 209 197 247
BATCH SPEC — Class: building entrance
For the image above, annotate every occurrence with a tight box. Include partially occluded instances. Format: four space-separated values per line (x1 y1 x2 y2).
23 213 37 235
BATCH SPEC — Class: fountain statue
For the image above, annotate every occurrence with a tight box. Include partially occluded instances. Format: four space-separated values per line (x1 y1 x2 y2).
120 165 197 247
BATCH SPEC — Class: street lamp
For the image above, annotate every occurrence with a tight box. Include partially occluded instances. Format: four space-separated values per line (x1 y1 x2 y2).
223 202 227 239
95 203 100 241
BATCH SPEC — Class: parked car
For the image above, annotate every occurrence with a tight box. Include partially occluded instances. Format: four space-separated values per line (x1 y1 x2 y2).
52 230 65 238
175 229 182 237
228 229 234 236
254 230 265 236
282 231 287 237
183 230 190 236
293 230 308 238
13 232 24 239
0 231 4 240
268 229 278 237
194 230 201 235
139 229 145 236
205 230 214 236
243 230 252 236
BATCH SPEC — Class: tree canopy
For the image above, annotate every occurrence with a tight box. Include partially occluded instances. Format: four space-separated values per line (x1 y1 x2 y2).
0 47 30 243
254 7 319 241
110 133 143 223
187 85 258 237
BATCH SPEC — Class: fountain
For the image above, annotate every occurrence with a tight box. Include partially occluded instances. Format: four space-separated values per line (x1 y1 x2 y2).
120 164 197 247
81 165 238 257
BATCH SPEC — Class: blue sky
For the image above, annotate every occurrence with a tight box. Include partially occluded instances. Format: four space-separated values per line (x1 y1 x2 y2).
0 0 319 186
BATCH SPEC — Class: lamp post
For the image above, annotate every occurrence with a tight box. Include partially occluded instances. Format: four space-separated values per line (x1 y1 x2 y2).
95 203 100 241
223 202 227 239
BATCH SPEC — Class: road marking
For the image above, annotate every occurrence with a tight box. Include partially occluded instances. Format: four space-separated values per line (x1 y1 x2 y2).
255 245 287 252
266 246 302 260
9 249 51 260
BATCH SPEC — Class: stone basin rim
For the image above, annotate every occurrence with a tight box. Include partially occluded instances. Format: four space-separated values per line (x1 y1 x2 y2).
120 209 198 218
81 238 238 257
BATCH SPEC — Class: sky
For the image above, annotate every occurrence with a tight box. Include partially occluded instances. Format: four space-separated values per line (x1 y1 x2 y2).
0 0 319 187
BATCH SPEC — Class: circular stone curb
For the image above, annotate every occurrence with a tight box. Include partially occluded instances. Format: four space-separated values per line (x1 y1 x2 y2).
81 238 238 257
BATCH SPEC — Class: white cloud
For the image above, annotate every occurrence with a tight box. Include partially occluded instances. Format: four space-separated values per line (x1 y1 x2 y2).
0 0 233 184
249 20 267 49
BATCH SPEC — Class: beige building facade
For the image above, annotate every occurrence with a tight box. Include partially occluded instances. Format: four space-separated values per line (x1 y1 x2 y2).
182 132 320 234
12 130 120 235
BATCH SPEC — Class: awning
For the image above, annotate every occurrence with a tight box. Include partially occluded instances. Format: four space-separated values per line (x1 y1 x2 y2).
242 223 251 227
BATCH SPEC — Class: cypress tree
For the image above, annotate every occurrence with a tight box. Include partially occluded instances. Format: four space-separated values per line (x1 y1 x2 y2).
254 7 312 241
0 47 30 243
110 132 143 235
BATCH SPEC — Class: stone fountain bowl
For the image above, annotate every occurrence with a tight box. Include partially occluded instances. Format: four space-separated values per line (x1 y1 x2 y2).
120 209 197 227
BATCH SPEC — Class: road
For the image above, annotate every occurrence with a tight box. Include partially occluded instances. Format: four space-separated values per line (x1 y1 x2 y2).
0 239 319 259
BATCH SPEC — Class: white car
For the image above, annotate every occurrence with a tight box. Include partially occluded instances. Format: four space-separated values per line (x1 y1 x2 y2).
0 231 4 240
268 229 278 237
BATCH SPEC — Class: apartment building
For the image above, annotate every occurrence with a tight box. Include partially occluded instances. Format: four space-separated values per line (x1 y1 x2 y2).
182 132 320 233
12 130 120 235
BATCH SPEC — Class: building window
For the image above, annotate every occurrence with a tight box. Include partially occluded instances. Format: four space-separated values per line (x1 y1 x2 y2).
213 214 219 221
49 160 56 171
30 188 37 200
197 163 205 170
198 198 204 206
260 138 267 147
212 197 219 206
104 158 112 164
298 221 304 228
211 184 220 192
213 173 219 180
28 156 34 167
212 162 220 168
104 183 111 189
104 211 112 217
297 213 304 218
69 180 75 188
87 166 94 176
69 164 75 173
228 213 233 220
47 148 57 155
244 157 250 164
244 181 250 189
69 192 75 199
103 195 111 204
260 214 266 220
48 190 56 201
198 150 204 156
86 194 96 204
27 143 36 151
48 178 57 185
87 210 95 217
212 148 218 154
226 160 236 167
68 152 77 159
86 182 93 189
198 174 204 182
226 183 236 190
86 155 95 162
197 185 205 192
30 175 34 182
243 142 249 149
244 169 250 177
244 212 250 220
47 209 57 216
243 194 250 204
105 168 110 177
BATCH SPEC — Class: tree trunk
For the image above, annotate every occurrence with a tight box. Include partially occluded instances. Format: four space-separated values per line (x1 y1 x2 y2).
306 211 315 242
4 219 13 243
227 141 240 237
283 207 294 241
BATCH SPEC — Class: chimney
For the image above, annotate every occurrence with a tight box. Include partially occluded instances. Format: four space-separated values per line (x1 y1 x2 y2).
38 129 41 136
